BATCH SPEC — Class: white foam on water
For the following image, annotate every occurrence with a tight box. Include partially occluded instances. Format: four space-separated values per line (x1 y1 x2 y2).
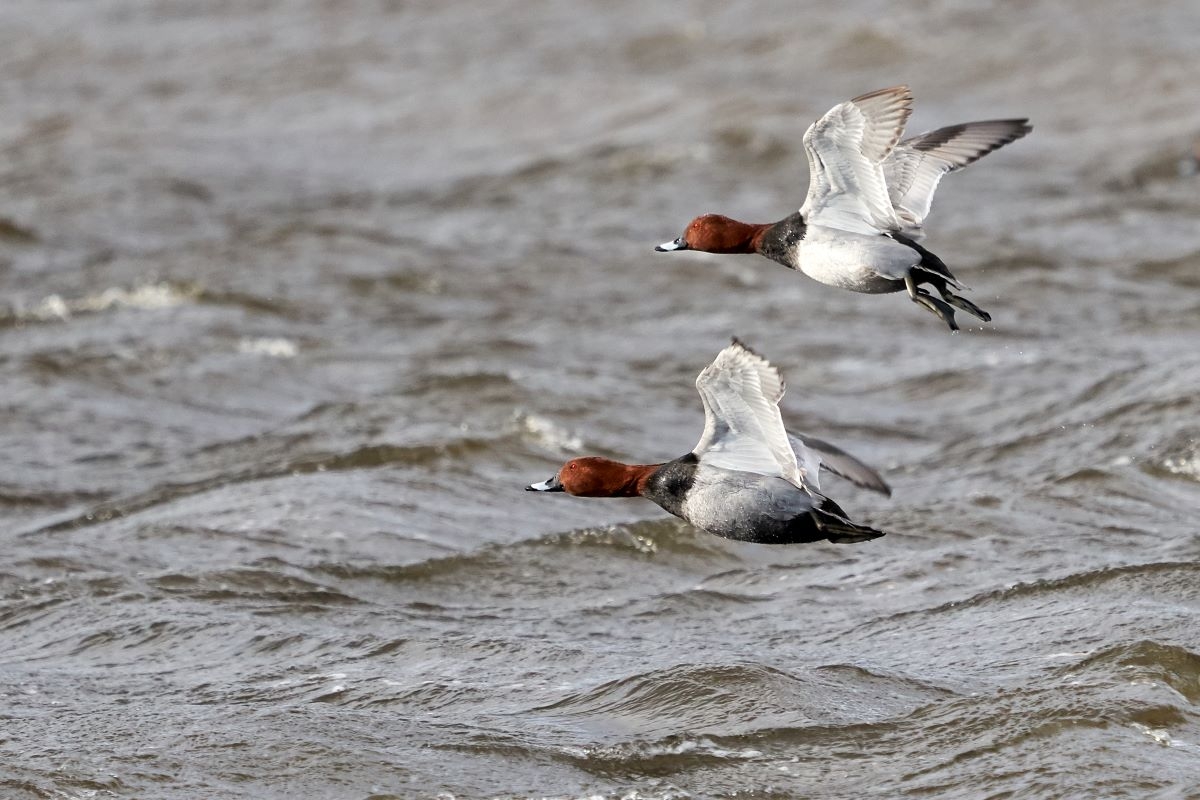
237 337 298 358
1161 451 1200 480
20 282 199 321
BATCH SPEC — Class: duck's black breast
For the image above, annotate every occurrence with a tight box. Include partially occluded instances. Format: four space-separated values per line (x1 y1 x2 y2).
642 453 698 517
757 212 806 269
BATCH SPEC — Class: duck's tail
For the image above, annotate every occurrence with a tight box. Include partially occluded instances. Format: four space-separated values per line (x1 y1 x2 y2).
812 496 888 544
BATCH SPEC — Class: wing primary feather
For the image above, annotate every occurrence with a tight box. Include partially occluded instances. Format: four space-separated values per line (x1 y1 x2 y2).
884 118 1032 230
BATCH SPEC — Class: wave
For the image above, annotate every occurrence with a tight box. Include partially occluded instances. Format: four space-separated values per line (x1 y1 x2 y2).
314 519 730 586
151 567 362 607
0 216 38 243
1056 640 1200 703
19 435 498 537
862 560 1200 629
531 662 951 744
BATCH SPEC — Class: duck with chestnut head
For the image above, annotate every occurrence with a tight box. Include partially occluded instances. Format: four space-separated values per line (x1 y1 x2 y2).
657 86 1031 331
526 340 889 545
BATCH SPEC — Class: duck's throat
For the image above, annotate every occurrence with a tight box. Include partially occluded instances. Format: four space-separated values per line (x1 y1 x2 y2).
618 463 662 497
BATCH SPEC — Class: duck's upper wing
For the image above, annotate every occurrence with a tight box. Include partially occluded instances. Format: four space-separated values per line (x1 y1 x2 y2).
786 431 891 496
883 119 1032 233
799 86 912 234
692 339 805 489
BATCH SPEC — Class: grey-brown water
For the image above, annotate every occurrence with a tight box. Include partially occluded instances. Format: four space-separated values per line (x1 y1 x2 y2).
2 1 1200 797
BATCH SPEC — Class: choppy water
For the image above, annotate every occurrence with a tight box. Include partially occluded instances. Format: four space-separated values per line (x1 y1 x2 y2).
2 1 1200 798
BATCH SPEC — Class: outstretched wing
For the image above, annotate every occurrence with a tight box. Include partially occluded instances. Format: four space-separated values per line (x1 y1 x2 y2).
787 432 891 496
692 339 804 489
799 86 912 234
883 119 1032 232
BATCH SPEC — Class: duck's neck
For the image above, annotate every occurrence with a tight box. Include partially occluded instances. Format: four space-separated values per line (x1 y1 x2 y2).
591 462 663 498
746 222 772 254
716 220 773 254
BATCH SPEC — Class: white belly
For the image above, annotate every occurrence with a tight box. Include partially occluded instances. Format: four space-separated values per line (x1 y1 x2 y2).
797 229 917 293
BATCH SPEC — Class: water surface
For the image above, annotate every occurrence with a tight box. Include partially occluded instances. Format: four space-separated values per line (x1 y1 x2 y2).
2 1 1200 797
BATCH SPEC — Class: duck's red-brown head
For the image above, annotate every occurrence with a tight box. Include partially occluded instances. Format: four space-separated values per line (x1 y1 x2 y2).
526 456 658 498
655 214 768 255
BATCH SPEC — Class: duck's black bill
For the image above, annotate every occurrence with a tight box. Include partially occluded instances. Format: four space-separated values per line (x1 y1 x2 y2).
526 475 564 492
655 238 688 252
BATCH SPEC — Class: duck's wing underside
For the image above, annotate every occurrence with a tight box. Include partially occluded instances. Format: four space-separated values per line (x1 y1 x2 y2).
799 85 912 234
692 340 804 488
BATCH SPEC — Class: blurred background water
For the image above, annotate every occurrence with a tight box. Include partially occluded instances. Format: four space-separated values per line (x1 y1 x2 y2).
2 1 1199 798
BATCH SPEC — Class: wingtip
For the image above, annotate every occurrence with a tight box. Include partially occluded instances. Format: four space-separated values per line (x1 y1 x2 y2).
728 336 761 357
858 472 893 497
724 337 778 379
712 337 786 403
989 118 1035 144
857 473 892 496
851 85 915 117
848 469 893 497
853 84 913 102
997 118 1034 140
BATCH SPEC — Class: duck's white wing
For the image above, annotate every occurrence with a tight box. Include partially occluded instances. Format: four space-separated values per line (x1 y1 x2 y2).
786 432 891 496
692 340 804 489
799 86 912 234
883 119 1032 233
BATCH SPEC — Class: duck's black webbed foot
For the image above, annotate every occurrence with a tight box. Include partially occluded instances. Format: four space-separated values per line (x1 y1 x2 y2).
905 274 958 331
940 290 992 323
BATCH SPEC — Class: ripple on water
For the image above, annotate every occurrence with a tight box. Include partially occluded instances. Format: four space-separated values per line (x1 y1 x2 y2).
316 520 733 584
150 568 363 607
532 662 952 743
869 560 1200 625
